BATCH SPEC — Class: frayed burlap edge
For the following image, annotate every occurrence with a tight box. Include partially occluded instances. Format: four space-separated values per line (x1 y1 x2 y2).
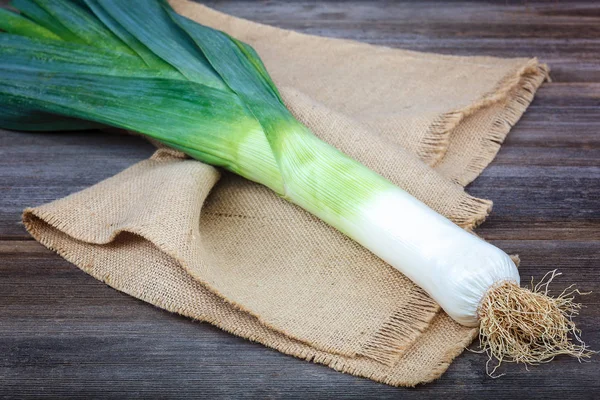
359 288 440 366
419 59 549 184
452 194 493 231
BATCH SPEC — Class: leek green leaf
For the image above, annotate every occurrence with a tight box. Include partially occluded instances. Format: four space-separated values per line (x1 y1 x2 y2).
91 0 226 89
82 0 173 68
10 0 82 42
0 8 62 41
230 37 283 104
0 34 183 80
0 68 282 189
29 0 135 54
166 8 283 111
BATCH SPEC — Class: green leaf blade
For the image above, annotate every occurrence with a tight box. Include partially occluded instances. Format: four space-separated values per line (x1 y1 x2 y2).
167 8 284 112
28 0 136 55
82 0 173 69
10 0 82 42
231 38 283 104
0 8 62 41
92 0 226 89
0 34 183 80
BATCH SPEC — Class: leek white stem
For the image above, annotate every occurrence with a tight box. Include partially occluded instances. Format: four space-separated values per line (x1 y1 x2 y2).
345 187 519 326
277 124 520 326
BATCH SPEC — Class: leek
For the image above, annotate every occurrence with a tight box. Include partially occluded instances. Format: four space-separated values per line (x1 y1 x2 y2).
0 0 591 373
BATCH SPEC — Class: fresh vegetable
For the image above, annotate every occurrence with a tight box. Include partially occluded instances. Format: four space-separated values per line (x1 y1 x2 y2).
0 0 591 373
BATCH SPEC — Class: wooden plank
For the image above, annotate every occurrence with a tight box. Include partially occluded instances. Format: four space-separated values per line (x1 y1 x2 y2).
201 0 600 83
0 0 598 398
0 240 598 399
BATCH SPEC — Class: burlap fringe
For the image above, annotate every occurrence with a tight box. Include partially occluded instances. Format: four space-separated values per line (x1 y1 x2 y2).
452 194 493 231
457 62 550 186
359 288 439 366
308 330 480 388
419 59 550 181
420 110 464 166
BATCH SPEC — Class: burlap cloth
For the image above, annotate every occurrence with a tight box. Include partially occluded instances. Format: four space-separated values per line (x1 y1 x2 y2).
21 0 549 386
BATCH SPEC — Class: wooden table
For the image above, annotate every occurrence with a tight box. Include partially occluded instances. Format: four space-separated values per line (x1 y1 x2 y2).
1 1 598 398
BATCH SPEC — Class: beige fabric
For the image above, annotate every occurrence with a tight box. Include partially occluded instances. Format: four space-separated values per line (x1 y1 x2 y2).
22 0 548 386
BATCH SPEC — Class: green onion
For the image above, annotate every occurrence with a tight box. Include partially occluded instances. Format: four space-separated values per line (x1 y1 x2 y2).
0 0 591 372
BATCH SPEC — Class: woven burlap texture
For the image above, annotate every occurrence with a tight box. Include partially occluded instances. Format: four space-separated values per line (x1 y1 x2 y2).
22 0 548 386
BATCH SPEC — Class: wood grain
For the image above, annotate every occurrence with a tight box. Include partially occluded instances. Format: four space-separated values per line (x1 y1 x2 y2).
1 1 599 398
201 0 600 83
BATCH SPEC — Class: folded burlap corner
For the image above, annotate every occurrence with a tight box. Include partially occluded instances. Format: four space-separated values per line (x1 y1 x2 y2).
21 0 548 386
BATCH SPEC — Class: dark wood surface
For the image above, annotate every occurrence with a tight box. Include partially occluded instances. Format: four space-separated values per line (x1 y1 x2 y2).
1 1 599 398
